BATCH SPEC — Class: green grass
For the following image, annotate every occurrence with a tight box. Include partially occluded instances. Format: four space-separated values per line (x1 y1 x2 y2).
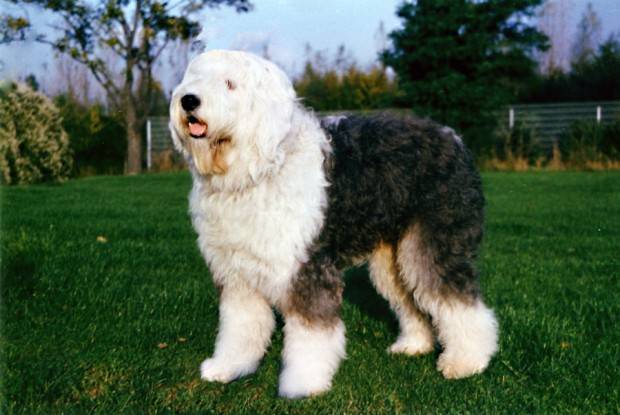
1 172 619 414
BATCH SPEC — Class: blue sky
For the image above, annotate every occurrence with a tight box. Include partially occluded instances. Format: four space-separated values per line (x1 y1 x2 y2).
196 0 403 74
1 0 619 91
195 0 619 73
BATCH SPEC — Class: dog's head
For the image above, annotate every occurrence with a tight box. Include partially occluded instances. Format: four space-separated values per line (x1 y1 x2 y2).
170 50 296 185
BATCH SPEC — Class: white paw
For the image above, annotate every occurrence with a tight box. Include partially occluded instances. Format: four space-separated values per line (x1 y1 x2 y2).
437 351 490 379
199 357 258 383
388 334 434 356
278 365 332 399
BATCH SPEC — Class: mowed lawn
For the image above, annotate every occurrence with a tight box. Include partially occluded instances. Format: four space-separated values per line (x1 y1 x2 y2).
1 172 618 414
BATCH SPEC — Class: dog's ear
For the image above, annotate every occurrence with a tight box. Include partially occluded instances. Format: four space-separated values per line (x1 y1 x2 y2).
247 69 296 179
254 105 291 161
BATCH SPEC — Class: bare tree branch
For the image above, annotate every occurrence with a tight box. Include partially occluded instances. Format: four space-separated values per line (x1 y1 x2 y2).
128 0 142 50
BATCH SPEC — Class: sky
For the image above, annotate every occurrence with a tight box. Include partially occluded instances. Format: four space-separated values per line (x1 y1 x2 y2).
1 0 619 94
194 0 403 74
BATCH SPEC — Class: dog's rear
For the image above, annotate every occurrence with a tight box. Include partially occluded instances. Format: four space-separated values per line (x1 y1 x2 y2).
310 113 498 379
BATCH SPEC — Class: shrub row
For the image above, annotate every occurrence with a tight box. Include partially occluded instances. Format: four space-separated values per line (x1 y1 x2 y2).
484 119 620 170
0 83 72 185
1 82 618 185
0 83 127 185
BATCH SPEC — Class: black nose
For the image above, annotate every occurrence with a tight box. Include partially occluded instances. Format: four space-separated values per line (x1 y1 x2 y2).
181 94 200 111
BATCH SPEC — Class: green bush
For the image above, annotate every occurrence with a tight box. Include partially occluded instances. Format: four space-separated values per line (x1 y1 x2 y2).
54 94 126 176
600 120 620 157
0 83 73 185
560 120 620 165
493 118 544 163
294 63 400 111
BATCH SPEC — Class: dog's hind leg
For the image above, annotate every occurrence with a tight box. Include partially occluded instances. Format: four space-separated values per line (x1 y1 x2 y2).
200 279 275 383
278 255 346 399
368 242 434 355
396 223 498 379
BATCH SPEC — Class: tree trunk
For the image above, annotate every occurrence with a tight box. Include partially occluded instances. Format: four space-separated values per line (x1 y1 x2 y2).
125 99 142 175
123 50 141 175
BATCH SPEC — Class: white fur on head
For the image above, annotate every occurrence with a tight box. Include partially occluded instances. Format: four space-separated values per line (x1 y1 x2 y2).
170 50 298 189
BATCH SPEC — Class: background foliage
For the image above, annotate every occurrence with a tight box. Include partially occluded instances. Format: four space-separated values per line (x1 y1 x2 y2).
559 119 620 166
2 0 252 174
294 47 400 111
2 0 620 180
0 82 73 184
54 93 126 176
379 0 548 152
521 35 620 103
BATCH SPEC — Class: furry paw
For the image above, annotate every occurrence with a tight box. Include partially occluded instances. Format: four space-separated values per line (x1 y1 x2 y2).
278 365 332 399
437 351 490 379
388 334 434 356
200 357 258 383
435 301 498 379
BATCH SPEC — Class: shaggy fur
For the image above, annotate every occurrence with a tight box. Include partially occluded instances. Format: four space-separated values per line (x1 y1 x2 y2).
170 50 498 399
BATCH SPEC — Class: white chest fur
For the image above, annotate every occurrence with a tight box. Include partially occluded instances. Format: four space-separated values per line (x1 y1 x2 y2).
189 127 329 303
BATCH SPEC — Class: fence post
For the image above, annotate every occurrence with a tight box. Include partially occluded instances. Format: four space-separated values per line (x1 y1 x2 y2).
596 105 602 124
146 119 152 170
509 107 514 129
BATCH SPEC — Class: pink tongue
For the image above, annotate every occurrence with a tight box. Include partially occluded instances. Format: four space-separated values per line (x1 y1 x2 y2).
189 122 207 136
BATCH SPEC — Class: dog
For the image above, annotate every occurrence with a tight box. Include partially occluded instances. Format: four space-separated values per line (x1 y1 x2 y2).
169 50 498 399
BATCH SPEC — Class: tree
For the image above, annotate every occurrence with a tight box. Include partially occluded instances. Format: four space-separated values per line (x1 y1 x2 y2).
294 45 398 111
381 0 548 149
571 34 620 100
47 53 95 102
54 92 127 175
2 0 252 174
536 0 573 74
571 2 602 66
374 21 388 56
520 34 620 103
24 73 39 91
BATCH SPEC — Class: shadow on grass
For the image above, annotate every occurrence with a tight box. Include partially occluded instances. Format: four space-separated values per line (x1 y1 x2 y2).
343 265 398 331
1 239 39 302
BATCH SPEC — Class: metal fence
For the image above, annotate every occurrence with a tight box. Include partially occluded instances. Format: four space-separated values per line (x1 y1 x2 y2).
147 100 620 169
506 101 620 150
145 117 173 169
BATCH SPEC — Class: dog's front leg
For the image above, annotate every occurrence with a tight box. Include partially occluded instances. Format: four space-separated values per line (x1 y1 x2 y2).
278 257 346 399
200 280 275 383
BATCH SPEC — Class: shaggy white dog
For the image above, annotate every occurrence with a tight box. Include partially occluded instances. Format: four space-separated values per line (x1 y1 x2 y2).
169 50 498 399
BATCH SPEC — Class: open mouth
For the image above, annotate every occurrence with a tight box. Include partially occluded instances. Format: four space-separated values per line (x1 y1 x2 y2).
187 115 208 138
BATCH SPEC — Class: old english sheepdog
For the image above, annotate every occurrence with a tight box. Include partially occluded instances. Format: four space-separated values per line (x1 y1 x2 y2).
169 50 498 398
